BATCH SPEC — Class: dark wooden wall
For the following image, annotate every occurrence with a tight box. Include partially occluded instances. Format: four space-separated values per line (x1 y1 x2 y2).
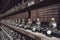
3 4 60 22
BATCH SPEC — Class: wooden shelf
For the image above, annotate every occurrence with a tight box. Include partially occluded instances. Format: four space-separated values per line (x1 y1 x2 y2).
0 22 60 40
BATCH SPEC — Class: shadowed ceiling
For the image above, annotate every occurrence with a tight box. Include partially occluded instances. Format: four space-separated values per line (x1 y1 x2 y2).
0 0 22 14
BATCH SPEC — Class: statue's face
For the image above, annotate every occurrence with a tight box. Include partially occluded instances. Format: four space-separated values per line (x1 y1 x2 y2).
19 19 20 21
40 0 43 1
18 19 21 23
37 18 40 21
22 19 24 21
51 18 55 21
28 19 30 21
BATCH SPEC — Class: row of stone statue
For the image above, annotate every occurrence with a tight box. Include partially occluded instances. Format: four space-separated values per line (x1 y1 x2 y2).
1 18 60 38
